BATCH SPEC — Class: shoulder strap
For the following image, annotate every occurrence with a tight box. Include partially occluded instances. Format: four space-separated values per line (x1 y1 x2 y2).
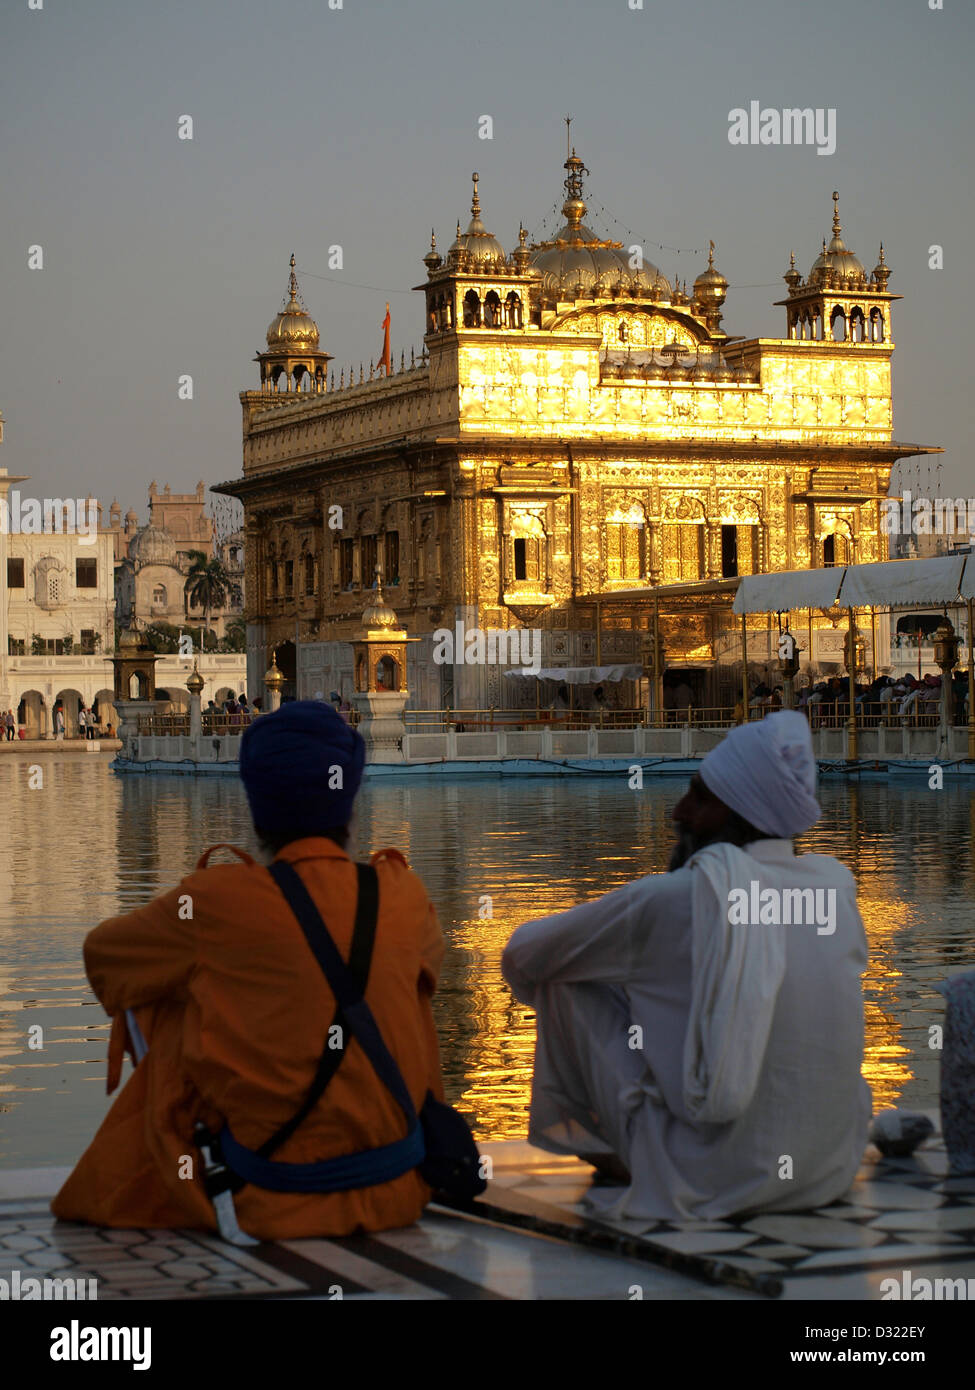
256 861 379 1160
268 860 418 1129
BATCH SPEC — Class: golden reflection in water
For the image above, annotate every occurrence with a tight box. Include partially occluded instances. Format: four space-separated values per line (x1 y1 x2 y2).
1 758 972 1164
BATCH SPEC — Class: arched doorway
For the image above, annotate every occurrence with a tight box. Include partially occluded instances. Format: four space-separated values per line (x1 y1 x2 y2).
55 688 84 738
17 689 47 739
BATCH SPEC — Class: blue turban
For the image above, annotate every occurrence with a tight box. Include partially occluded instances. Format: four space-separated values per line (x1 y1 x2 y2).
239 700 365 835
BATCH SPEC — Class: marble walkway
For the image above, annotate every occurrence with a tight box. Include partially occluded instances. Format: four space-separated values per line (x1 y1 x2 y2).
2 1135 972 1301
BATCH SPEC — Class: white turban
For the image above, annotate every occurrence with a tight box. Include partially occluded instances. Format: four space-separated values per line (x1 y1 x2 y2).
698 711 821 838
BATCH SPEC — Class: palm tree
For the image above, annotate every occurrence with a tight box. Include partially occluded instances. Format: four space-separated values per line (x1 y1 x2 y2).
184 552 230 653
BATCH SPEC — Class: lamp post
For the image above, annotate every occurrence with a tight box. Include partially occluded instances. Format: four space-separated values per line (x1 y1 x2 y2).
264 650 285 713
186 660 204 739
843 609 865 761
777 627 800 710
933 615 960 751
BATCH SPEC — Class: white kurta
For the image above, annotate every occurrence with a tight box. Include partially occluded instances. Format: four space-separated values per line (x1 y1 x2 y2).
502 839 872 1224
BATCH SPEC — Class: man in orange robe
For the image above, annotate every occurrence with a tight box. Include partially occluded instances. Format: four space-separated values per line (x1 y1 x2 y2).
52 702 445 1240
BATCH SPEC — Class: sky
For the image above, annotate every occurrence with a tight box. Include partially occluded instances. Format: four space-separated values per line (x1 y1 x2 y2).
1 0 972 519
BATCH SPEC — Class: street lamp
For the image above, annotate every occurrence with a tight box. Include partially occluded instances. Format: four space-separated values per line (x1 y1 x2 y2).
933 615 960 749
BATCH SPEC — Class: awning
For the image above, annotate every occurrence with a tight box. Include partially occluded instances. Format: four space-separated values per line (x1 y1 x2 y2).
503 665 643 684
733 554 973 615
840 555 966 608
732 568 844 615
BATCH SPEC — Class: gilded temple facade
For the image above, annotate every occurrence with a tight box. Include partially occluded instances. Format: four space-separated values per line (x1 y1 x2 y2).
218 151 937 710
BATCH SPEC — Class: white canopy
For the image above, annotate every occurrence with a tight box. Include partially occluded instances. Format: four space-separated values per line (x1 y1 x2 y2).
839 555 967 608
733 554 973 614
503 664 643 684
732 568 843 615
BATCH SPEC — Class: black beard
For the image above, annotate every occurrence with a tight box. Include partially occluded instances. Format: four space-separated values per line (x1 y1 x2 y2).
668 823 759 871
668 827 709 871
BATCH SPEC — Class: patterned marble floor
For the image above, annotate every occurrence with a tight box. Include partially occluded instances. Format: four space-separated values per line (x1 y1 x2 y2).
2 1135 972 1300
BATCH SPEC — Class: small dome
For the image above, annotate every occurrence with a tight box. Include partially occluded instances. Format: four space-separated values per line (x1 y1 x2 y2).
361 591 400 631
266 254 320 348
448 174 506 270
809 193 867 286
693 243 728 309
118 623 146 650
129 524 178 567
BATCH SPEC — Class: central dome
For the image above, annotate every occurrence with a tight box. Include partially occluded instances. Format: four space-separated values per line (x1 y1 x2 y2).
530 151 669 303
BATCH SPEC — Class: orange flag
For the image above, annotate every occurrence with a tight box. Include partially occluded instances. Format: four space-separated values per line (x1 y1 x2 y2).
379 303 391 376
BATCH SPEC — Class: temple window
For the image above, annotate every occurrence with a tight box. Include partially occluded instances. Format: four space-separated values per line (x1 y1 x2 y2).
384 530 400 584
661 523 704 582
606 520 645 580
340 539 355 590
505 292 523 328
463 290 481 327
304 552 315 596
152 584 167 608
870 308 885 342
484 291 501 327
76 558 97 588
830 307 847 342
362 535 378 587
850 308 865 342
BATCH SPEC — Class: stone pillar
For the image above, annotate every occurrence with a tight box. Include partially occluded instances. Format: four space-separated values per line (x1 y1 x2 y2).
189 691 202 739
115 698 158 761
350 689 408 763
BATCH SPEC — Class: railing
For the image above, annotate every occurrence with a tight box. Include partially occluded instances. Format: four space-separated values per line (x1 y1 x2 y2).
136 714 258 736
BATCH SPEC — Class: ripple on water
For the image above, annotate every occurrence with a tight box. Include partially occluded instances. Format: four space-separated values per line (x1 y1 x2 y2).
0 759 970 1164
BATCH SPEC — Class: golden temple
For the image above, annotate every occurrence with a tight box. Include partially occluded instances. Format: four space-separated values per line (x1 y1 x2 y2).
216 148 939 710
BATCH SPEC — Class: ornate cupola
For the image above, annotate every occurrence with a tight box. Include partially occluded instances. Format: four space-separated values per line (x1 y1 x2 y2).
255 254 333 395
692 242 729 333
775 192 901 346
416 172 536 337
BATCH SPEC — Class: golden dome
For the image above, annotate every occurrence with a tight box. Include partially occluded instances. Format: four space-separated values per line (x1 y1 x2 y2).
447 174 507 270
118 623 147 650
530 150 669 305
809 193 867 287
186 661 204 695
693 241 728 308
266 254 320 348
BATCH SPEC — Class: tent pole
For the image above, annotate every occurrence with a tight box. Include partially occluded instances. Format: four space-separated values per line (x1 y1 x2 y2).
847 606 859 762
741 612 749 723
962 592 968 756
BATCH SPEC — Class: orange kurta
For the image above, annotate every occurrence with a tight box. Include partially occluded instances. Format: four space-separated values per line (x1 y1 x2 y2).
52 838 445 1239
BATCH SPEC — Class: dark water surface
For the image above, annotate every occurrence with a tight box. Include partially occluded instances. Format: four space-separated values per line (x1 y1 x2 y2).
0 756 972 1167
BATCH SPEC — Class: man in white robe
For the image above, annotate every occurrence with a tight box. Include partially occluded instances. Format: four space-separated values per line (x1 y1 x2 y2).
502 711 872 1224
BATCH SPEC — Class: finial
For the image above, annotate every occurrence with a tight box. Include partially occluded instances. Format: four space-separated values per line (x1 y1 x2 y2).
519 222 527 247
790 249 796 268
410 346 415 367
832 190 841 237
339 367 344 389
359 363 364 384
374 563 384 599
456 218 462 239
708 239 715 268
288 252 299 305
471 171 480 219
400 349 405 371
878 242 886 265
369 360 374 380
564 113 572 160
329 371 334 390
430 228 437 250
